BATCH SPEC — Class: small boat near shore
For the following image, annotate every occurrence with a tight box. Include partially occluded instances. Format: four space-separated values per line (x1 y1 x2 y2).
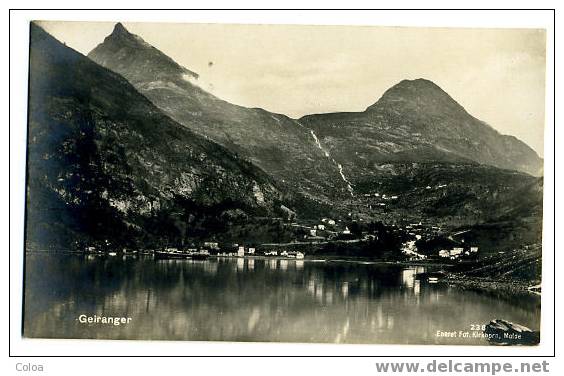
154 248 210 260
154 248 188 259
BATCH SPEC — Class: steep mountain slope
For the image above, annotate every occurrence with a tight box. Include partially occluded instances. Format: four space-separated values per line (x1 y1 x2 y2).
88 23 352 202
348 162 542 225
300 79 543 178
26 23 292 249
86 23 543 234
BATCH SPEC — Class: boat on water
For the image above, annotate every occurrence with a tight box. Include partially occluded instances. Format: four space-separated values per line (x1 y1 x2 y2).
154 248 188 259
155 248 210 260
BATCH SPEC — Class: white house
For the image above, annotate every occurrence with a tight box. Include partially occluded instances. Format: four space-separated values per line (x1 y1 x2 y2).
237 246 245 257
450 248 464 256
439 249 450 258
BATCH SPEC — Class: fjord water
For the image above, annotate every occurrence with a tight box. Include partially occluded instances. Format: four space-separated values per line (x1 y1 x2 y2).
23 253 540 344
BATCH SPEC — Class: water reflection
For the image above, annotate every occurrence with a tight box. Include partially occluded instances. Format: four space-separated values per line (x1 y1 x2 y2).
401 267 425 289
268 259 277 270
23 253 540 344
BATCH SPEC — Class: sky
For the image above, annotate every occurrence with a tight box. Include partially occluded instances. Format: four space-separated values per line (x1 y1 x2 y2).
37 21 546 156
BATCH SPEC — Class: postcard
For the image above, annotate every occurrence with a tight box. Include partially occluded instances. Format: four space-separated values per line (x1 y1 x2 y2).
23 20 545 345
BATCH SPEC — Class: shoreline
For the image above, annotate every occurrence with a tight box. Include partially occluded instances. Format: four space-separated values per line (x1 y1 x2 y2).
27 250 541 299
440 274 541 305
26 250 452 267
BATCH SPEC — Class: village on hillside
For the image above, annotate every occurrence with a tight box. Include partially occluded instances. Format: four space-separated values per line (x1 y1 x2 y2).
70 210 487 263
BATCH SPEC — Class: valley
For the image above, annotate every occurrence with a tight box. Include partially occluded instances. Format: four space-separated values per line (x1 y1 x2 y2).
22 20 546 345
26 22 544 271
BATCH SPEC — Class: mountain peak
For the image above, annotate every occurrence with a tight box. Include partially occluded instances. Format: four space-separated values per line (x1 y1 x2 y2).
385 78 447 98
106 22 140 45
112 22 129 36
396 78 440 88
366 78 464 114
89 22 199 82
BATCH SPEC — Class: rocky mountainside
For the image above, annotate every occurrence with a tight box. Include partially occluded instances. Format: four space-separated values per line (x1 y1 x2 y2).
26 24 294 249
300 78 543 178
88 23 353 203
85 23 543 236
88 25 543 200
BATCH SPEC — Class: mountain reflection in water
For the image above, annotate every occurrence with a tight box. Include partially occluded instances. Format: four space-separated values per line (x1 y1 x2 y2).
23 253 540 344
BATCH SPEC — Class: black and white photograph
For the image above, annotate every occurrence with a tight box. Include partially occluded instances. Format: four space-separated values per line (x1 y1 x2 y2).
21 18 546 347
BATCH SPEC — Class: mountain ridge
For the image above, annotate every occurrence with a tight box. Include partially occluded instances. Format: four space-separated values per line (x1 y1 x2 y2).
89 24 356 202
91 24 542 177
26 23 301 249
25 22 544 252
300 78 543 177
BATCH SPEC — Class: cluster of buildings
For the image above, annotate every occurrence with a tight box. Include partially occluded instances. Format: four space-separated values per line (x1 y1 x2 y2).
438 246 479 260
290 218 355 242
214 244 304 259
399 221 480 261
262 250 305 259
216 245 256 257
